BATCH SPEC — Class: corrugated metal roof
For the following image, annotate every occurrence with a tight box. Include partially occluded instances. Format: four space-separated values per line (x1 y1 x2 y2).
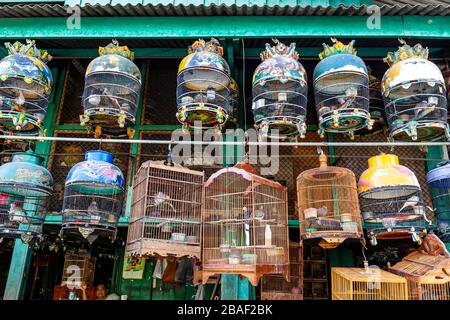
0 1 449 18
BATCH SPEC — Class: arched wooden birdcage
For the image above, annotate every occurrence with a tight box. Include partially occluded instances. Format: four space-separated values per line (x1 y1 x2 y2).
176 38 231 131
0 40 53 136
297 153 363 249
427 161 450 243
389 234 450 300
261 241 303 300
359 154 429 245
80 40 142 138
0 151 53 243
126 160 204 258
202 162 290 286
313 38 371 140
252 39 308 140
61 150 125 244
382 40 449 141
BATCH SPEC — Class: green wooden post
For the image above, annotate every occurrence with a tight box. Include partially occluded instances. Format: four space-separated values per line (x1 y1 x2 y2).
4 66 65 300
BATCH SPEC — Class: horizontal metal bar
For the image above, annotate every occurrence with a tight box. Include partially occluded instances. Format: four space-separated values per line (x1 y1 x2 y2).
1 134 450 147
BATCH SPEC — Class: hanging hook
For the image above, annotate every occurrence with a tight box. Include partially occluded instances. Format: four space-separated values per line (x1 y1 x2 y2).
164 141 174 167
316 146 324 156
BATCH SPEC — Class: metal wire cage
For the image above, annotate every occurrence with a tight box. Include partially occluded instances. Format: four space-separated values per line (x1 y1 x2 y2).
297 153 363 249
0 40 53 136
260 241 303 300
252 40 308 140
0 152 53 242
313 39 371 139
176 38 231 131
202 162 290 286
382 40 449 141
389 234 450 300
61 150 125 243
359 154 429 244
331 267 408 300
426 161 450 243
126 160 204 259
80 40 142 138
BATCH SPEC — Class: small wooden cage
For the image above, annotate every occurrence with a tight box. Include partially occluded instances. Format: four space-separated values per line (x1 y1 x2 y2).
126 161 204 258
202 162 290 286
297 153 362 249
61 251 96 288
331 267 408 300
261 241 303 300
389 234 450 300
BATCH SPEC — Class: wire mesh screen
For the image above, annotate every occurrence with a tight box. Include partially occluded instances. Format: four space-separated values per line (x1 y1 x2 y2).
261 241 303 300
47 131 131 214
57 59 88 125
143 59 180 126
0 187 50 239
297 156 362 243
202 168 289 286
126 161 204 258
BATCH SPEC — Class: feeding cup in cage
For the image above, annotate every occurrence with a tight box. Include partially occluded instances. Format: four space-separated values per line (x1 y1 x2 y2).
80 40 142 139
176 38 231 131
0 150 53 242
382 40 449 141
252 39 308 140
61 150 125 243
0 40 53 136
427 160 450 242
358 154 428 244
313 38 371 140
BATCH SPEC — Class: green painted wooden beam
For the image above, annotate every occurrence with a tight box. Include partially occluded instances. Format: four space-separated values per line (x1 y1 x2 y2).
0 16 449 39
3 240 33 300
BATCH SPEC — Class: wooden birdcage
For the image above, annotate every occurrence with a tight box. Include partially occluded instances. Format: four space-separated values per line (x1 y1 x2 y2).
202 162 290 286
331 267 408 300
297 153 362 249
61 252 96 288
389 234 450 300
261 241 303 300
126 161 204 258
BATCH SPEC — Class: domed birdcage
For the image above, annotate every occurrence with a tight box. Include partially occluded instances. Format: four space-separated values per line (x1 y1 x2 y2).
202 162 290 286
0 40 53 136
356 67 386 136
427 161 450 243
314 38 371 140
176 38 231 131
0 151 53 242
61 150 125 244
252 39 308 140
359 154 429 245
382 40 449 141
297 153 363 249
80 40 142 139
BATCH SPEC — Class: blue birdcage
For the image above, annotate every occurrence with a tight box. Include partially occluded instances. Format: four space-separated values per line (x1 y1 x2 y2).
61 150 125 244
0 151 53 243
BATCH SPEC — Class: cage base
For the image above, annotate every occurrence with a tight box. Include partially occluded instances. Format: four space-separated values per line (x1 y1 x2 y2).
177 105 228 129
125 239 200 259
319 109 371 134
256 119 305 140
390 123 449 142
261 292 302 300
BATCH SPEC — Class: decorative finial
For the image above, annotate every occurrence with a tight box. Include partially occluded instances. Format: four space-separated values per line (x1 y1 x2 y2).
4 39 52 64
260 39 299 61
383 39 429 66
98 40 135 61
188 38 224 56
318 38 357 60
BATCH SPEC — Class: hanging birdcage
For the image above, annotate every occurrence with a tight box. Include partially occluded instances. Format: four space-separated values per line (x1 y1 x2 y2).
202 162 290 286
382 40 449 141
0 151 53 242
356 67 386 136
389 234 450 300
61 150 125 243
126 160 204 258
176 38 231 131
427 160 450 243
80 40 142 139
314 38 371 140
252 39 308 140
0 40 53 136
359 154 429 245
297 153 362 249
